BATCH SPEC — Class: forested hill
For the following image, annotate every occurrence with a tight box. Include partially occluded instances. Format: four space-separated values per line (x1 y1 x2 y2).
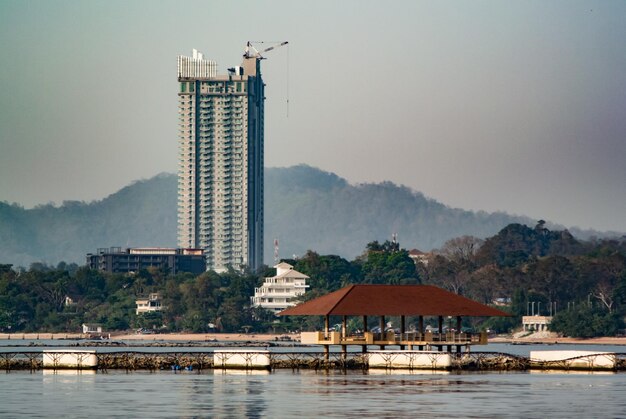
264 165 533 259
0 165 614 267
0 173 177 267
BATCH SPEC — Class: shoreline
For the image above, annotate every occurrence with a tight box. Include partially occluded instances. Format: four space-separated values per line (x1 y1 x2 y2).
0 332 295 343
490 335 626 346
1 332 626 345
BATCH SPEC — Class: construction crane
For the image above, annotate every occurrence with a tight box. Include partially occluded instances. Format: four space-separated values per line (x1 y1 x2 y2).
244 41 288 60
241 41 290 117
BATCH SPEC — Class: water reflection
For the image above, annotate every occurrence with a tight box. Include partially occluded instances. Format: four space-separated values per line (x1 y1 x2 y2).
213 369 270 376
529 369 615 375
42 369 96 376
209 369 269 418
1 369 626 418
367 369 450 375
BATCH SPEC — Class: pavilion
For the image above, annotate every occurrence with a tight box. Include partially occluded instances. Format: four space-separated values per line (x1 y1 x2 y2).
279 284 509 357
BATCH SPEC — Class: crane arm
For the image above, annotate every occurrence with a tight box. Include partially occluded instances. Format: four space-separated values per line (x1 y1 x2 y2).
260 41 288 54
244 41 288 59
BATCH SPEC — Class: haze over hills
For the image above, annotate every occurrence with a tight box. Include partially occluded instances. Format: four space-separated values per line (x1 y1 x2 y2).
0 165 618 268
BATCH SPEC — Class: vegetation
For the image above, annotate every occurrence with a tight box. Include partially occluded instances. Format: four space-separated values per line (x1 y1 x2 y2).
0 223 624 336
420 223 626 337
0 240 419 334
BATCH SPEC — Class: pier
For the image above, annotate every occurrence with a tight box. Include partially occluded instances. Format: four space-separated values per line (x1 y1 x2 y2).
2 350 626 372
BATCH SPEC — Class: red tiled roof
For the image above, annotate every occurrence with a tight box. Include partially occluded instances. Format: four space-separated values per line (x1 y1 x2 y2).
279 285 510 317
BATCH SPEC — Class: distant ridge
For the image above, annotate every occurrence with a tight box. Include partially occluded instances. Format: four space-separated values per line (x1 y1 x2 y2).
0 166 618 267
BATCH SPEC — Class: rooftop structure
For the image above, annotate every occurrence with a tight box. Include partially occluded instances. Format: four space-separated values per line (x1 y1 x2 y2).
280 284 509 358
280 284 508 317
251 262 309 314
86 247 206 275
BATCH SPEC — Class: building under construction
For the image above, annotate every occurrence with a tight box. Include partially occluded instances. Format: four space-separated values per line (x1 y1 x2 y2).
177 42 286 272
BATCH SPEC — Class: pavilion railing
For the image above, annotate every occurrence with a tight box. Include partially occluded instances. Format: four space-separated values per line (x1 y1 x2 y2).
303 331 488 345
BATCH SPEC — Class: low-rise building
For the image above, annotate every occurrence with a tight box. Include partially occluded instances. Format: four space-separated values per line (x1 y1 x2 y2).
408 249 430 266
251 262 309 315
86 247 206 275
522 315 553 332
136 293 163 315
82 323 102 334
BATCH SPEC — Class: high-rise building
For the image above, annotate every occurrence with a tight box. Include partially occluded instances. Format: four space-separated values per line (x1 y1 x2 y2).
177 48 264 272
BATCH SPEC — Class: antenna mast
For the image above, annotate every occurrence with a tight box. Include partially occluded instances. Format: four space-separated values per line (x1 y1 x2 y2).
274 238 280 264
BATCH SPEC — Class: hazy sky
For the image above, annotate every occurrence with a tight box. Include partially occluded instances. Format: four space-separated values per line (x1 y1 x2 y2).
1 0 625 232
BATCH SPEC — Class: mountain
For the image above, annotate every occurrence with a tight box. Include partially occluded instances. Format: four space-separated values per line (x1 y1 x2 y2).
0 173 177 267
0 166 617 267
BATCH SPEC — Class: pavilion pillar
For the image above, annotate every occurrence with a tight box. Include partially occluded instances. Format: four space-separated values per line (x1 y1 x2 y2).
456 315 463 353
379 316 385 350
324 314 330 362
437 315 443 352
418 315 424 350
324 315 330 338
341 315 347 359
400 315 406 350
362 315 368 353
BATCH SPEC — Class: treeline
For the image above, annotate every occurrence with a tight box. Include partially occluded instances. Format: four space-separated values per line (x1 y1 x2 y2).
421 222 626 337
1 223 625 337
0 263 264 334
0 242 419 334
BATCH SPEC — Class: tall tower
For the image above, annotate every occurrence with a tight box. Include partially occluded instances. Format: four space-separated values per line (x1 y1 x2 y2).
177 48 264 272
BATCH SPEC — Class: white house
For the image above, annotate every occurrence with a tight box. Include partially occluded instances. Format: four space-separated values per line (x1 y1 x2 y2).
135 293 163 315
251 262 309 314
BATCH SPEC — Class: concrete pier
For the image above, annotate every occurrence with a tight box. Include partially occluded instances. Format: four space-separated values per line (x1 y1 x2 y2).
1 349 624 372
368 350 452 370
42 350 98 369
530 350 616 370
213 350 271 370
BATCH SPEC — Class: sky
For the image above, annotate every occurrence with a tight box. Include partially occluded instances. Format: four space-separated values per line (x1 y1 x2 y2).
1 0 625 232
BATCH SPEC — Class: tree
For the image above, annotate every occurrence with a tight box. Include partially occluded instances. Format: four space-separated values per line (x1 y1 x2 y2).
292 251 358 292
526 256 577 305
438 235 483 268
423 254 465 293
550 304 622 338
357 245 419 285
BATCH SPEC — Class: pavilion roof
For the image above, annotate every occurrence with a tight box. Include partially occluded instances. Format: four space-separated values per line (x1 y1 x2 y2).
278 285 510 317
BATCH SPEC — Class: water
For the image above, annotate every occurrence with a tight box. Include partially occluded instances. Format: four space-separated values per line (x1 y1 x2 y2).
2 340 626 417
1 369 625 418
